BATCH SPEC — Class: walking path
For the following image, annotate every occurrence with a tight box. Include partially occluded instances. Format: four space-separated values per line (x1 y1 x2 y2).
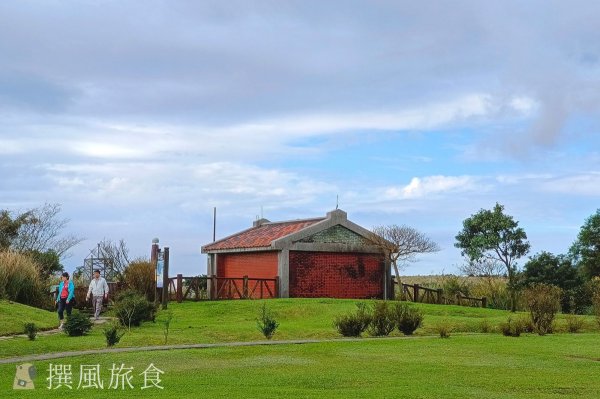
0 317 113 341
0 335 437 365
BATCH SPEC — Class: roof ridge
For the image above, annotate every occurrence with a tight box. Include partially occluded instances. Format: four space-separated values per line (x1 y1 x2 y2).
262 216 325 225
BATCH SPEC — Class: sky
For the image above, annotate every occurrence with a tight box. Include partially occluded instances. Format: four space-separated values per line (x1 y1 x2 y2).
1 0 600 277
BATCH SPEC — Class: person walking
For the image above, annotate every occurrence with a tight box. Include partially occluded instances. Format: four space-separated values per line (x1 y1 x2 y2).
56 272 75 330
86 269 109 320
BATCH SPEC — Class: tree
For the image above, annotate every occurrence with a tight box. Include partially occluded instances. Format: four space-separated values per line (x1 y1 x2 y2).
369 225 440 290
455 203 530 311
26 249 64 279
523 251 584 313
11 203 83 258
0 210 32 251
570 209 600 280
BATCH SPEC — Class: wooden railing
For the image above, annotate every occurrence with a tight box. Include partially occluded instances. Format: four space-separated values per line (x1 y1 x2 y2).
392 278 487 308
167 275 279 301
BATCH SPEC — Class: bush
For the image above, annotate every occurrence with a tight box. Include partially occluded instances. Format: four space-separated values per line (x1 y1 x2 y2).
24 322 37 341
392 302 423 335
591 278 600 327
524 284 561 335
479 318 492 333
0 251 45 306
63 311 93 336
256 303 279 339
113 290 157 329
367 301 395 337
122 260 156 301
435 319 453 338
499 316 524 337
565 314 585 333
103 323 125 347
333 302 372 337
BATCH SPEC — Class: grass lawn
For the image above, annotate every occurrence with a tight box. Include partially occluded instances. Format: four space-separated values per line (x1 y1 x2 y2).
2 334 600 398
0 298 597 359
0 300 57 335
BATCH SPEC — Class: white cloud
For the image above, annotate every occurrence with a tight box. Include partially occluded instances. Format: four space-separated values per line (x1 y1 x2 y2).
383 175 478 200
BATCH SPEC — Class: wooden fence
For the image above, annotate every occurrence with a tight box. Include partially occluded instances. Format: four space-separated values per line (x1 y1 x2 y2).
167 275 279 302
393 279 487 308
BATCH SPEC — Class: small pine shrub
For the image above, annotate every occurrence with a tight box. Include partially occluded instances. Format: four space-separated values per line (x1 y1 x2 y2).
565 314 585 333
524 284 561 335
113 289 157 329
367 301 396 337
63 311 93 336
256 303 279 339
24 322 37 341
103 323 125 347
333 302 372 337
392 302 423 335
160 310 174 344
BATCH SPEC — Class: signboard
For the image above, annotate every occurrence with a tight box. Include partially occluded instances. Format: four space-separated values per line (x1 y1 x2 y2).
156 258 164 288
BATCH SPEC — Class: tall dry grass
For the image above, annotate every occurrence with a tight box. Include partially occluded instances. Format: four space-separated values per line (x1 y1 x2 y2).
0 250 46 306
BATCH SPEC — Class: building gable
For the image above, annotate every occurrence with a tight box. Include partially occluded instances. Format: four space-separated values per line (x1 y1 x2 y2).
297 225 369 246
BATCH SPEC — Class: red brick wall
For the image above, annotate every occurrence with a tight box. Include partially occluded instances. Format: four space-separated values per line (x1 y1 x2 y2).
216 251 278 299
289 251 384 299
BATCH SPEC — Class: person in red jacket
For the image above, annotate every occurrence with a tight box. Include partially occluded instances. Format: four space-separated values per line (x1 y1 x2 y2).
56 272 75 330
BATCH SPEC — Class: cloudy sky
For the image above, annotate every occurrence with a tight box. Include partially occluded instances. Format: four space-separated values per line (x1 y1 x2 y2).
1 1 600 276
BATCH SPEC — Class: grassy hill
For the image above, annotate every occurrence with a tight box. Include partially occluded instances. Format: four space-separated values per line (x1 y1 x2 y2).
0 300 57 335
0 298 597 359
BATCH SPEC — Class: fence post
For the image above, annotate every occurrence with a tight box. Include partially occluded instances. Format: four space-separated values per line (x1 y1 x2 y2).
414 284 420 303
437 289 443 304
176 274 183 303
210 275 217 300
481 296 487 308
243 275 249 299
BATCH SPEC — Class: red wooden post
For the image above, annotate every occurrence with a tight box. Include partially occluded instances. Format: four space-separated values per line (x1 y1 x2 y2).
243 275 249 299
176 274 183 303
210 275 216 300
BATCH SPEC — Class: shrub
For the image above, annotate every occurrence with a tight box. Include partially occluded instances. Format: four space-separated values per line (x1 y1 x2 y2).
122 260 156 301
499 316 524 337
0 251 45 306
103 323 125 347
524 284 562 335
24 322 37 341
392 302 423 335
113 289 157 329
367 301 395 337
333 302 372 337
565 314 585 333
63 311 93 336
256 303 279 339
479 318 492 333
436 319 453 338
160 310 174 344
591 278 600 327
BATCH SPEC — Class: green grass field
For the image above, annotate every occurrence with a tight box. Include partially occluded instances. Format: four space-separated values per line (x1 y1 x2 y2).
1 298 597 359
0 300 57 335
2 334 600 398
2 299 600 397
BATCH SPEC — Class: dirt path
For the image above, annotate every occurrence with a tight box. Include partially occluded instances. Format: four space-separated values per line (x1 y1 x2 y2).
0 335 435 365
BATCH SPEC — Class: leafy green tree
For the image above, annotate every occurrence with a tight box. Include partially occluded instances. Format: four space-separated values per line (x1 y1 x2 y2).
0 210 32 250
455 203 530 311
26 249 64 279
570 209 600 280
523 251 584 313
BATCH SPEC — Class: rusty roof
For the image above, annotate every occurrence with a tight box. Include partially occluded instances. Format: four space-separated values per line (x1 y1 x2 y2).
202 218 324 252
